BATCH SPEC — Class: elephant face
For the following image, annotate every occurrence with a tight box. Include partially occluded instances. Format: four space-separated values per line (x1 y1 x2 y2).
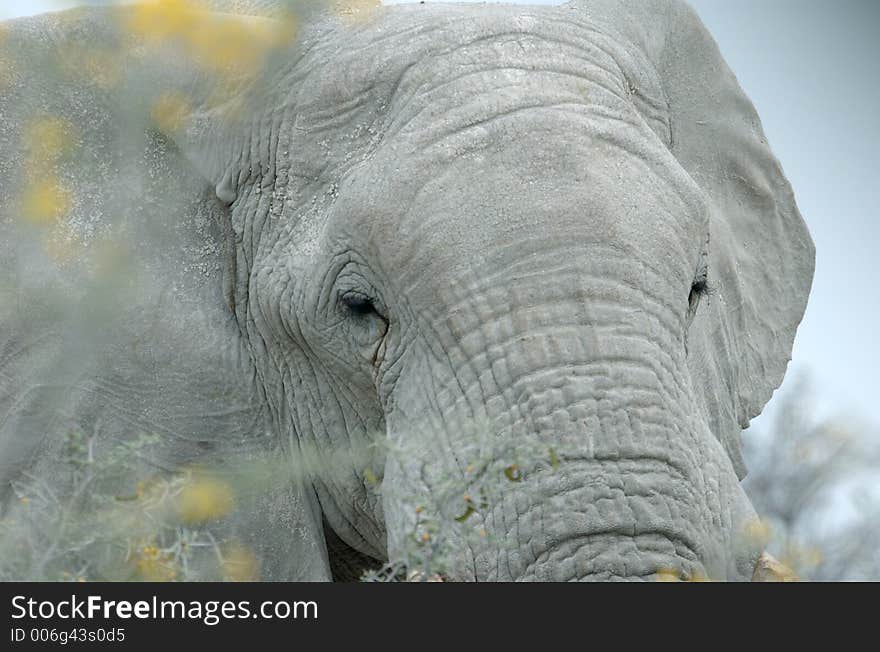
0 1 813 581
217 3 812 580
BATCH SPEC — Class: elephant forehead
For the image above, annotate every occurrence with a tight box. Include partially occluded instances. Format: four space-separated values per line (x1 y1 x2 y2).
308 11 706 294
328 116 706 303
285 5 668 178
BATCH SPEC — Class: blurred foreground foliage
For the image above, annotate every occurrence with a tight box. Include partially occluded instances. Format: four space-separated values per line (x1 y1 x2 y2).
363 428 558 582
0 432 261 581
1 377 874 582
0 424 553 582
2 2 875 583
2 0 381 263
743 376 880 580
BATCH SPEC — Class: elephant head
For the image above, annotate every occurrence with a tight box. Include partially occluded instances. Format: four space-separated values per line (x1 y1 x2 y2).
0 0 813 581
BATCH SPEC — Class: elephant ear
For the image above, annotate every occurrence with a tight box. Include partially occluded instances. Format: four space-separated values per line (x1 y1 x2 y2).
567 0 815 476
0 7 329 579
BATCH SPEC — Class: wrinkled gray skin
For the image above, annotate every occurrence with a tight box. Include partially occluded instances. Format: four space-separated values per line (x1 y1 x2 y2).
0 1 814 581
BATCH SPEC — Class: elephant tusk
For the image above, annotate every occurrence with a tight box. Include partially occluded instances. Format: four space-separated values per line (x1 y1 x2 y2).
751 552 799 582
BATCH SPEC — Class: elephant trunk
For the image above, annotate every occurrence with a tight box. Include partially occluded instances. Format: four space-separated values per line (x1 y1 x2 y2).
381 261 761 581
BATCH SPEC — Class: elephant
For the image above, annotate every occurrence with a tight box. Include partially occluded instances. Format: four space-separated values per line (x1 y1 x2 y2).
0 0 814 581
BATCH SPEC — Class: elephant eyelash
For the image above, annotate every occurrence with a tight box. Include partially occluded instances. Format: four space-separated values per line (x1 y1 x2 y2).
690 278 714 298
690 238 712 307
340 291 390 326
341 293 379 317
688 276 715 315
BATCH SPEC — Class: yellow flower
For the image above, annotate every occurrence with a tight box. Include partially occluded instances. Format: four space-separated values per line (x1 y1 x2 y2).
333 0 382 25
23 117 75 169
135 545 178 582
175 473 235 524
124 1 297 77
58 46 122 89
126 0 202 43
655 568 682 582
21 178 71 225
186 15 297 74
151 92 191 134
742 518 772 543
135 477 164 500
686 571 710 582
752 552 799 582
221 543 260 582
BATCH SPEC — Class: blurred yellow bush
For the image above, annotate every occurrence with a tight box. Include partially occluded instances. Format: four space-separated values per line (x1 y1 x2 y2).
175 472 235 524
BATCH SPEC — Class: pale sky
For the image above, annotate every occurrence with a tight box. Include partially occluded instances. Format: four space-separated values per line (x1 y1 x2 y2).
3 1 878 435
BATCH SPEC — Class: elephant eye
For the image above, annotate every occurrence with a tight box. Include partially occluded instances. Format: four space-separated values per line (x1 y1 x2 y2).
338 292 389 365
688 276 713 314
341 293 380 318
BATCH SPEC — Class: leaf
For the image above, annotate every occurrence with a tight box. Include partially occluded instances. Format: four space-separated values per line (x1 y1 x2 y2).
504 464 522 482
454 505 475 522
